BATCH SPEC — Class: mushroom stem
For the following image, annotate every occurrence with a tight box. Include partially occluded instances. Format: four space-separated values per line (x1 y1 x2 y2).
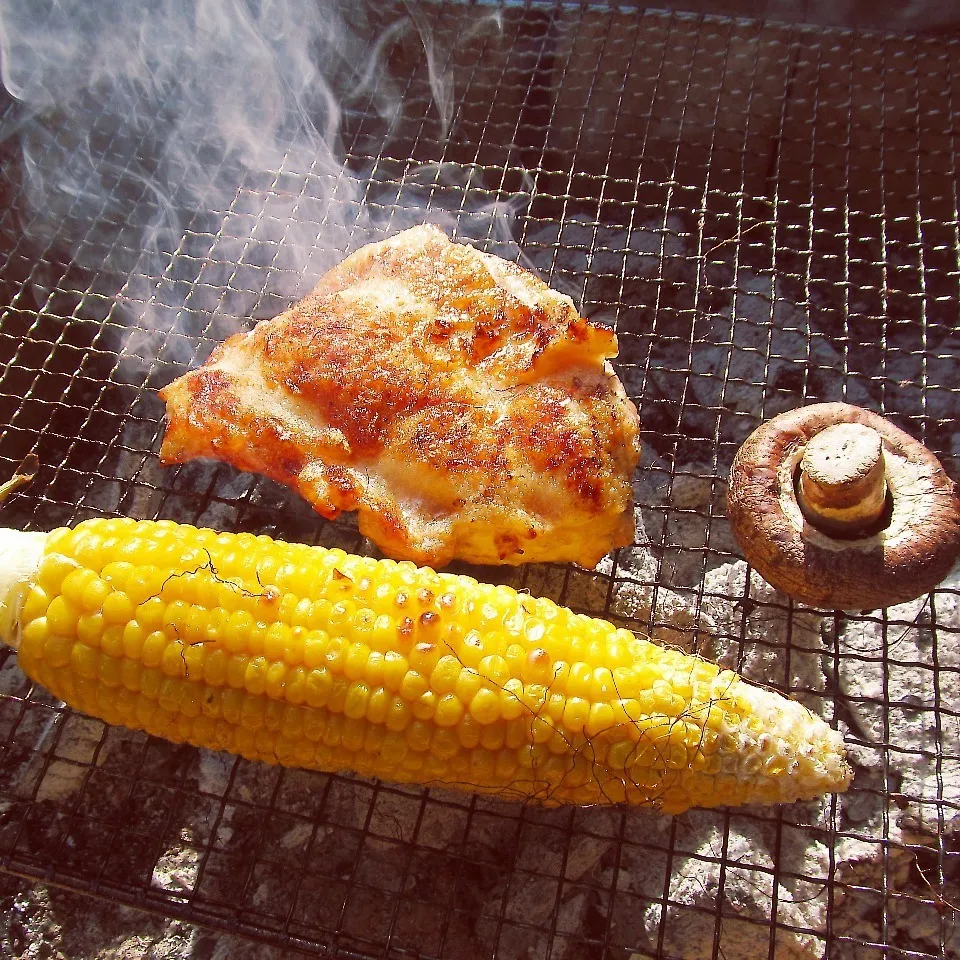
797 423 888 535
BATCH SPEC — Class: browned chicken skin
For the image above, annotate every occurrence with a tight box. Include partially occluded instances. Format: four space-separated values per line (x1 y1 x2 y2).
160 225 640 567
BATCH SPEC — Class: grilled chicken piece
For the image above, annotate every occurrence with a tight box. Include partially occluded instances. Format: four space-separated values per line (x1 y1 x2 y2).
160 225 640 567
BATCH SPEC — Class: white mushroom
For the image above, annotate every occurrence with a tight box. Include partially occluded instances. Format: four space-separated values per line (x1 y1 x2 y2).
726 403 960 610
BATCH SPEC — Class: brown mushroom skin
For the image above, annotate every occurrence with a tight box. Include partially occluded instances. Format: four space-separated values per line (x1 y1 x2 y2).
726 403 960 610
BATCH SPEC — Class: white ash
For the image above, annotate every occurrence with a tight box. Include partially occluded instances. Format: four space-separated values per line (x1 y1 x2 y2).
606 501 712 648
612 576 707 651
367 785 426 844
34 759 88 804
830 807 959 960
613 805 832 960
151 838 201 896
13 713 102 804
0 874 304 959
701 561 831 716
475 820 612 960
53 715 105 765
196 749 236 796
279 819 313 852
837 572 960 836
622 450 739 592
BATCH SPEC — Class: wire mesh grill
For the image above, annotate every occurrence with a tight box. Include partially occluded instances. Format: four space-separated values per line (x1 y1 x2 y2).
1 2 959 958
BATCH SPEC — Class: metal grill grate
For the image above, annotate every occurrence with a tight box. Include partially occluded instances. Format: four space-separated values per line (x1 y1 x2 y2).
1 3 959 958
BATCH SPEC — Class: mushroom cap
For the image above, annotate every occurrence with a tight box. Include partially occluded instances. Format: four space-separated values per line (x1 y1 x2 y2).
726 402 960 610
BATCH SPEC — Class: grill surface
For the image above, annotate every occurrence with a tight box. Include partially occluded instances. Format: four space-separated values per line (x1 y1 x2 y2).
1 3 959 958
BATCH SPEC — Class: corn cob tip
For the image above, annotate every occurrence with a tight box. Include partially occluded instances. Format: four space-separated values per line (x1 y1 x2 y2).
0 527 46 649
728 680 851 806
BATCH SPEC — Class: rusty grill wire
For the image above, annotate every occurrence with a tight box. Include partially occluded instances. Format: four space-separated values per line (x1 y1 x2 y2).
1 2 959 958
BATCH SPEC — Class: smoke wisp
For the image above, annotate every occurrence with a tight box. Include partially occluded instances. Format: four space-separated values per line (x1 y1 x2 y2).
0 0 513 357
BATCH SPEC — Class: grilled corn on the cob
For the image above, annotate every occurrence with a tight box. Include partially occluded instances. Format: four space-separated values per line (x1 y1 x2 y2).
0 518 850 812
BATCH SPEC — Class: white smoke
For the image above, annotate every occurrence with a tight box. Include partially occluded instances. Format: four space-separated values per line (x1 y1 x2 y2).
0 0 512 350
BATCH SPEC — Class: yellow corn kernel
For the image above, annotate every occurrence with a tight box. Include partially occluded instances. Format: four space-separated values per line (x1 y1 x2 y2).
70 643 100 681
434 693 464 727
302 709 326 742
17 618 48 667
263 621 292 662
530 715 554 745
323 635 346 672
362 650 385 687
224 609 256 654
80 578 111 614
76 613 105 648
285 665 306 704
264 698 285 732
400 669 428 701
457 714 482 749
265 661 287 699
429 655 460 695
140 667 163 700
38 553 80 595
566 662 593 699
342 717 365 752
160 641 187 678
61 568 96 607
121 621 146 659
478 654 509 687
125 566 166 606
202 647 228 686
240 695 264 731
120 658 141 692
469 688 500 725
100 625 125 659
344 682 370 720
585 701 617 738
244 656 269 695
46 596 79 635
226 654 248 689
410 689 437 721
521 647 552 684
454 668 482 704
457 630 485 668
430 727 459 760
159 600 188 638
134 597 165 632
322 714 342 748
281 704 303 740
500 679 526 721
386 695 411 732
366 686 390 725
562 697 590 732
379 730 407 764
137 630 166 670
362 722 385 755
302 631 327 669
343 642 371 681
382 651 408 690
327 677 349 713
405 720 432 752
201 687 222 719
21 586 50 624
304 667 332 708
409 640 442 675
100 561 134 587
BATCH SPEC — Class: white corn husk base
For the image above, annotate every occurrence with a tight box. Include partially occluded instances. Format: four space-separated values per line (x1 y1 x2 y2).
0 528 46 649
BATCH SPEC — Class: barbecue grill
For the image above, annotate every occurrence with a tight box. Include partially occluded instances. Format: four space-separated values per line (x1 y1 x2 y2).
1 2 958 957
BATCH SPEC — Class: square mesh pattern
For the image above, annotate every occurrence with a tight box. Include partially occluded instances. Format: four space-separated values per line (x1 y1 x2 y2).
1 3 959 958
